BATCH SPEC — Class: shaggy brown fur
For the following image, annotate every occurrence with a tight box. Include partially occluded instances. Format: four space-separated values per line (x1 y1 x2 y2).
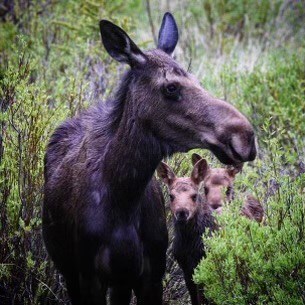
192 153 264 222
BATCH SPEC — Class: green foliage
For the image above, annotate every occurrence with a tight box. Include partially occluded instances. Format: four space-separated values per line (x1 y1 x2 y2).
0 35 68 305
195 179 305 304
191 0 282 40
241 50 305 150
0 0 141 303
201 48 305 153
194 134 305 305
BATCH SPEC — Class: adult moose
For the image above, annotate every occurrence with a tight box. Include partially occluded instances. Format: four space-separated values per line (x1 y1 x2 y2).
43 13 256 305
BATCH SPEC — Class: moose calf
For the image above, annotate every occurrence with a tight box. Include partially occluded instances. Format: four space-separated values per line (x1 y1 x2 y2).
157 159 216 305
192 153 264 222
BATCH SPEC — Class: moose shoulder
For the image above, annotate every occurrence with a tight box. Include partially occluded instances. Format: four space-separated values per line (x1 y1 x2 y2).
43 12 256 305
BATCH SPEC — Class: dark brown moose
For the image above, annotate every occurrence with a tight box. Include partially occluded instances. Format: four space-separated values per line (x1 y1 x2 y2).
157 160 216 305
43 12 256 305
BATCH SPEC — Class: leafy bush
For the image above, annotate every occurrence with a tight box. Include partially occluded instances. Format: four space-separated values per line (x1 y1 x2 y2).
194 135 305 305
0 1 139 303
205 48 305 153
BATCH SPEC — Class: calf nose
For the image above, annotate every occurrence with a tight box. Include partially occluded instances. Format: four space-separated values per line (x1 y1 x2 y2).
211 202 222 211
215 207 223 215
175 209 190 222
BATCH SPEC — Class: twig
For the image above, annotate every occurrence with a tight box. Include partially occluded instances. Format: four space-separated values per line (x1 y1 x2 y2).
145 0 157 45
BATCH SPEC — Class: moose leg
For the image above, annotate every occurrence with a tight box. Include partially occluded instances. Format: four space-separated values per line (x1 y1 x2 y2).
109 285 132 305
134 256 165 305
79 272 107 305
134 280 163 305
185 275 200 305
64 273 81 305
198 286 213 305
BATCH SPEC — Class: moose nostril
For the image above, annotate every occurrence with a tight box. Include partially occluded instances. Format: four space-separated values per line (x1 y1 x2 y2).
248 136 257 161
175 209 189 222
228 141 244 162
229 131 257 163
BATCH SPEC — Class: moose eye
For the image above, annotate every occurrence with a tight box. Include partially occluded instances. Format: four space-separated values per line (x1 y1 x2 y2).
169 194 175 202
167 84 178 93
163 83 181 101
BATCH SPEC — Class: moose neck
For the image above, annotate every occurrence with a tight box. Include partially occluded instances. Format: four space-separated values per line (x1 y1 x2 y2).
96 70 169 207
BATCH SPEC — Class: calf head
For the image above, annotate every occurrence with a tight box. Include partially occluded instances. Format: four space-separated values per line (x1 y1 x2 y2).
191 153 242 214
157 159 208 223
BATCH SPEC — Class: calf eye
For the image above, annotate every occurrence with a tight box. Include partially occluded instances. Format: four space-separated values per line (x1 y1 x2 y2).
191 194 197 202
163 83 181 101
169 194 175 202
226 187 232 196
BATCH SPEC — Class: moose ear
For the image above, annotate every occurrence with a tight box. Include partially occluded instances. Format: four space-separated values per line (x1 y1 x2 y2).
157 12 179 55
157 161 176 186
191 153 203 166
227 163 243 177
191 158 209 185
99 20 147 67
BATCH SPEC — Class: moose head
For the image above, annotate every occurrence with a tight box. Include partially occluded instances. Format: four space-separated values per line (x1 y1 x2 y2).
100 13 257 165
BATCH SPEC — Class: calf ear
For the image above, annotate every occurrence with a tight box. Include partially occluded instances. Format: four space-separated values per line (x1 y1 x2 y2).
157 161 176 186
100 20 147 67
227 163 243 177
157 12 179 55
191 153 203 166
191 158 209 185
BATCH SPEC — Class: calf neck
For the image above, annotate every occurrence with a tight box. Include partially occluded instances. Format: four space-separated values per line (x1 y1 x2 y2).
158 160 216 305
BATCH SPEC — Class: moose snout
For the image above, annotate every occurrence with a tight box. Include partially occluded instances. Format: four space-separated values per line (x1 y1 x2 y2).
229 130 257 163
175 209 190 222
207 123 257 165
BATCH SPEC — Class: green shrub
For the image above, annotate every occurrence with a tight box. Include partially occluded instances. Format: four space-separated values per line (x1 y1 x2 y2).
194 134 305 305
236 49 305 152
0 1 139 303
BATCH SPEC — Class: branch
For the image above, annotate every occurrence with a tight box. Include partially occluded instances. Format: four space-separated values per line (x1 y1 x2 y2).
145 0 157 45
